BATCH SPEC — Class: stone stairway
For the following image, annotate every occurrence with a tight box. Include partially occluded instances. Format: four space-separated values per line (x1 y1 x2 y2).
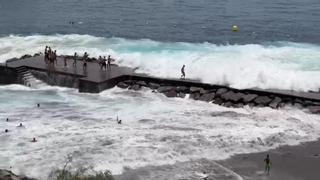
16 66 46 88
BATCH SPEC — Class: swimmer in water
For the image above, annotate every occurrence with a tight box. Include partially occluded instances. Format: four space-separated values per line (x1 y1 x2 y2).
31 138 37 142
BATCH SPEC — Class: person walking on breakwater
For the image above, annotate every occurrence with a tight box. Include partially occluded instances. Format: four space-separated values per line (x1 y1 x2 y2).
73 52 77 67
264 154 271 175
181 65 185 79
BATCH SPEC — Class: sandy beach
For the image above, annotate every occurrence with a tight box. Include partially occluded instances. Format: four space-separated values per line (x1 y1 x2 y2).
219 139 320 180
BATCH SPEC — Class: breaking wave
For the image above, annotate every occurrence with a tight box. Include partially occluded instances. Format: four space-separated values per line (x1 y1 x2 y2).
1 34 320 91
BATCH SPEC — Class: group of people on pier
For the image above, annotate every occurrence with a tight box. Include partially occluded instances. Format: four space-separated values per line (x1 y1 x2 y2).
44 46 57 66
44 46 115 71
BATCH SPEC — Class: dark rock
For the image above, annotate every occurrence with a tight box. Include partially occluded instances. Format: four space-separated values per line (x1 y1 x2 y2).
269 97 282 109
216 88 228 96
199 93 215 102
242 94 258 103
221 91 243 102
33 53 41 57
248 103 255 107
157 86 174 93
176 86 189 93
254 96 272 105
117 82 129 89
223 101 233 107
0 169 37 180
148 82 160 89
136 81 147 86
190 86 204 93
129 84 141 91
293 103 303 109
124 80 135 85
234 103 244 108
309 106 320 114
200 88 209 94
189 92 201 100
20 54 32 59
165 90 177 98
212 97 224 105
178 92 186 98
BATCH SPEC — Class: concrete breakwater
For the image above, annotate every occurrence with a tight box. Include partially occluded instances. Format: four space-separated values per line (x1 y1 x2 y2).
1 54 320 113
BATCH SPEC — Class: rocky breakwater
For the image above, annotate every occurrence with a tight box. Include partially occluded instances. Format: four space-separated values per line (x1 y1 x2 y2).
117 80 320 114
0 169 36 180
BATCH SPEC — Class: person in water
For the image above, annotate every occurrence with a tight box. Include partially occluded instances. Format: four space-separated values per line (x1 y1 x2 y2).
18 123 23 127
264 154 271 175
181 65 185 79
117 116 122 124
5 129 9 133
31 138 37 142
37 103 40 107
6 118 9 122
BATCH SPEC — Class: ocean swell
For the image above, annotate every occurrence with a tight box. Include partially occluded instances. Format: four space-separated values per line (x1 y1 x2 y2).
1 34 320 91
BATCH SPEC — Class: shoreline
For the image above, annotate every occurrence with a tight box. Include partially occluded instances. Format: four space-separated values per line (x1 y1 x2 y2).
218 138 320 180
114 139 320 180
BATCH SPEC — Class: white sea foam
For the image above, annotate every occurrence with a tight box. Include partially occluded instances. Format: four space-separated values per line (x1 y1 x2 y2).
1 86 320 179
1 34 320 91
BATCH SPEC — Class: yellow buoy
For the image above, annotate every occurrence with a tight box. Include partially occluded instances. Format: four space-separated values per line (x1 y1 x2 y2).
232 25 239 32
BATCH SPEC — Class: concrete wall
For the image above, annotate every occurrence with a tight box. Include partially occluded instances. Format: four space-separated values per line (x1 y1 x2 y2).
0 66 18 84
30 70 79 88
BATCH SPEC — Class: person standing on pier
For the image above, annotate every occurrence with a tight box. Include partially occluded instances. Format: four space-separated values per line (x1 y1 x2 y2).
107 55 113 70
102 56 107 70
44 46 48 64
82 52 88 71
181 65 185 79
73 52 77 67
64 56 68 68
54 50 57 65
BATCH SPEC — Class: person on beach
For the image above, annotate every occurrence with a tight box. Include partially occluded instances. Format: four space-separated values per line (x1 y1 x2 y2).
181 65 185 79
264 154 271 175
73 52 77 67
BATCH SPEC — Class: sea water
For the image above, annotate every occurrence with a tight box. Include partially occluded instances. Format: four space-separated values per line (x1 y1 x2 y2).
0 0 320 179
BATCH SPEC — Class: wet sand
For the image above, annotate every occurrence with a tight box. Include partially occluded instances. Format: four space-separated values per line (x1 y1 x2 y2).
219 139 320 180
115 139 320 180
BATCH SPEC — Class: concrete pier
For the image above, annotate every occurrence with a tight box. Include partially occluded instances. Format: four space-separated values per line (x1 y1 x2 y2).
1 55 320 111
